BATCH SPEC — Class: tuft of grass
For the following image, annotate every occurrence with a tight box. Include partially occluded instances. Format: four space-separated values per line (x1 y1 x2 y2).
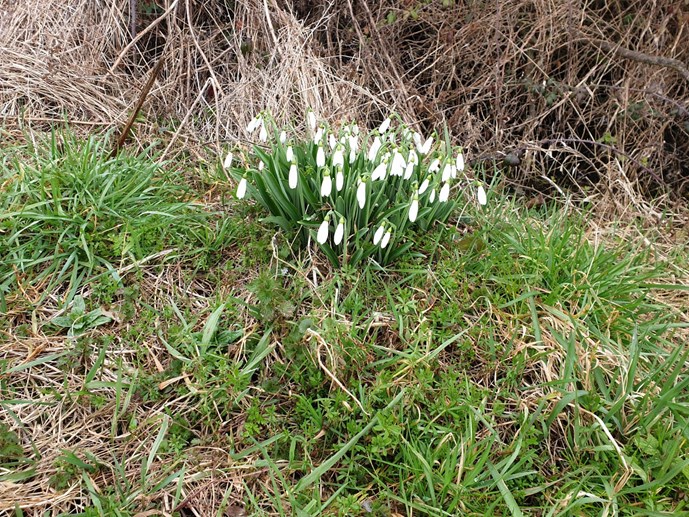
0 129 207 300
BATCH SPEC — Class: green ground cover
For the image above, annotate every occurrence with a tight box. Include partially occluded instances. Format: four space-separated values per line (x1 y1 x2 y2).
1 131 688 516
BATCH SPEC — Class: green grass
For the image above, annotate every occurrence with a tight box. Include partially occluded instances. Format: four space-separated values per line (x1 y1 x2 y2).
1 130 688 516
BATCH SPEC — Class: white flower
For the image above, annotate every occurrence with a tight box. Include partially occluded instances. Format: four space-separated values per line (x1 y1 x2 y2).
368 137 382 161
429 158 440 172
477 184 487 205
223 152 233 169
349 148 357 164
335 166 344 191
429 188 436 203
334 217 345 245
236 177 247 199
439 182 450 202
316 145 325 167
372 160 388 181
441 163 454 182
279 130 287 143
450 164 457 179
332 145 345 168
329 133 337 150
286 146 294 162
246 115 260 133
390 150 406 178
349 134 359 154
373 223 385 245
418 136 433 155
408 195 419 223
313 126 324 144
418 178 429 195
456 152 465 171
357 178 366 209
381 230 391 249
307 109 317 131
403 161 414 180
378 117 391 134
317 217 329 244
289 163 298 189
412 132 422 148
258 160 265 171
321 171 332 197
258 121 268 142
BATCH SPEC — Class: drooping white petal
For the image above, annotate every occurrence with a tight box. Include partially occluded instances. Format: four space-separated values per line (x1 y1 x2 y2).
450 164 457 179
419 136 433 155
429 188 436 203
378 117 391 134
307 109 317 131
246 115 260 133
349 134 359 154
329 133 337 150
258 160 265 171
279 130 287 143
286 146 294 162
289 163 298 189
223 152 233 169
317 218 329 244
334 218 345 245
441 163 452 182
381 230 391 249
357 179 366 209
373 224 385 245
316 145 325 167
408 197 419 223
236 177 247 199
321 173 332 197
439 182 450 202
335 167 344 191
259 121 268 142
418 178 429 195
332 146 345 168
368 137 382 161
412 132 422 149
372 161 387 181
313 127 324 145
456 152 465 171
477 184 487 205
391 150 406 178
404 162 415 180
429 158 440 172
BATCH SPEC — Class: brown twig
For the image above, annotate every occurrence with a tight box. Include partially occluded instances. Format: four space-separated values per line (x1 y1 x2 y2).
109 54 166 158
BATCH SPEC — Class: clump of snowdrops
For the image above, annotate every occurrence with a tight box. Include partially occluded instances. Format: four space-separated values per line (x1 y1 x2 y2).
224 110 487 267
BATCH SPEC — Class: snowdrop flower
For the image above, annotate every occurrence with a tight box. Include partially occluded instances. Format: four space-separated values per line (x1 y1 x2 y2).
313 126 324 144
441 163 456 182
456 152 465 172
258 160 265 171
236 177 247 199
334 217 345 245
286 145 294 162
357 178 367 209
380 229 392 249
477 184 487 205
371 159 388 181
223 151 233 169
317 216 329 244
316 145 326 167
246 114 261 133
279 130 287 143
373 223 385 245
349 134 359 154
368 136 382 161
429 158 440 172
289 162 298 189
329 133 337 150
332 145 345 168
418 136 433 155
378 117 391 134
258 120 268 142
321 169 332 197
429 188 436 203
418 177 430 195
307 109 317 131
439 181 450 202
412 132 422 149
390 150 406 178
335 165 344 191
408 194 419 222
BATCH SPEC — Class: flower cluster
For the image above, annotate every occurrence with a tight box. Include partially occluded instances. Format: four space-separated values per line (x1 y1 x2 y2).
224 111 487 266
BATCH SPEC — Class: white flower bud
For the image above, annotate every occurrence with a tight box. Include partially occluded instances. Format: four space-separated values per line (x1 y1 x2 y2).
408 196 419 223
379 117 391 134
381 230 391 249
439 182 450 202
357 179 366 209
236 177 247 199
316 145 325 167
335 167 344 192
334 217 345 245
373 223 385 245
317 218 329 244
223 152 233 169
289 163 298 189
286 146 294 162
321 171 332 197
477 184 487 205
